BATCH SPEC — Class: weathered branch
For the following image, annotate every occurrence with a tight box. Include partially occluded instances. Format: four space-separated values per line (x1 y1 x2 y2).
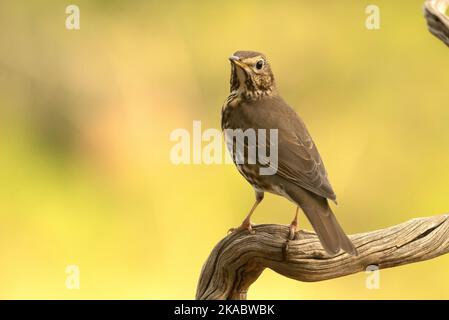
196 214 449 300
424 0 449 46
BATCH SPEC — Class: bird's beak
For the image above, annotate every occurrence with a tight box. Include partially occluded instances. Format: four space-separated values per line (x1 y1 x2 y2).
229 55 245 68
229 55 240 62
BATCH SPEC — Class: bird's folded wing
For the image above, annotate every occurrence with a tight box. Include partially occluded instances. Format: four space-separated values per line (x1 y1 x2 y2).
276 130 337 201
252 98 337 201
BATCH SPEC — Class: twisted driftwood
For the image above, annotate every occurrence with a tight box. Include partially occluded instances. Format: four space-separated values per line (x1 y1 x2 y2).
424 0 449 46
196 215 449 300
196 2 449 300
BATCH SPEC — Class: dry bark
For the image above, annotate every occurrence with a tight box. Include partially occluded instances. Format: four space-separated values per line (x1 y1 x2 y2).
196 215 449 300
424 0 449 46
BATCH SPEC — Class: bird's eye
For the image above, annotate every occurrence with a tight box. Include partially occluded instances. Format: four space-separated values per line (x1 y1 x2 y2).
255 60 264 70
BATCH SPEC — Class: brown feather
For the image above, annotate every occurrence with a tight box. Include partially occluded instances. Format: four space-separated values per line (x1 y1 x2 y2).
224 95 337 201
221 50 356 255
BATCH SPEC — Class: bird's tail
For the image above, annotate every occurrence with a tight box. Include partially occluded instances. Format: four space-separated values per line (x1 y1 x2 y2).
286 187 357 256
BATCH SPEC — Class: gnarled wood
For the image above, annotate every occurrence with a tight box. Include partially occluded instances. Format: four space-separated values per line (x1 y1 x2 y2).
196 214 449 300
424 0 449 46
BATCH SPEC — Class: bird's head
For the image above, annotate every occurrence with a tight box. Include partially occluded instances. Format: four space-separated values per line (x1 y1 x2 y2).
228 51 276 98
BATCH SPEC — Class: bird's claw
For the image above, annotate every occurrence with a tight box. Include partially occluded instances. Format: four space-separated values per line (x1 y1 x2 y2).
228 222 255 234
288 222 297 240
284 222 298 260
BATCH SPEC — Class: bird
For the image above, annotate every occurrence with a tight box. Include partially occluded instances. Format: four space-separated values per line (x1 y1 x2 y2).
221 50 357 256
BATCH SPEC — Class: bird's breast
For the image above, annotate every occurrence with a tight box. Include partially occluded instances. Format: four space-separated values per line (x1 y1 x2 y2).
221 92 242 130
236 163 286 196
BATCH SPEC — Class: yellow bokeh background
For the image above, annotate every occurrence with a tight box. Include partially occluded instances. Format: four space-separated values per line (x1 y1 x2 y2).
0 0 448 299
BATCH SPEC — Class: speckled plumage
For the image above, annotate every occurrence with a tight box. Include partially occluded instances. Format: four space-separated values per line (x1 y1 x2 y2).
221 50 356 255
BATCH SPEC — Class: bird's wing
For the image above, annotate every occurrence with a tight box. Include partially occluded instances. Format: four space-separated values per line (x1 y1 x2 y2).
245 96 337 201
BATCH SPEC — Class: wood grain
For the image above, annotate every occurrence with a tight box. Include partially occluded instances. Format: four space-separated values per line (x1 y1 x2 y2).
196 215 449 300
424 0 449 46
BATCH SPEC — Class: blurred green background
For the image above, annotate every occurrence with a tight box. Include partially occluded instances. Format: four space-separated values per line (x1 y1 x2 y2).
0 0 448 299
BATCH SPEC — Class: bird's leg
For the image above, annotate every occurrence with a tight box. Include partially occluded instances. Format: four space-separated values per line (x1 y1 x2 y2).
283 207 300 259
288 207 299 240
228 199 260 234
228 191 264 234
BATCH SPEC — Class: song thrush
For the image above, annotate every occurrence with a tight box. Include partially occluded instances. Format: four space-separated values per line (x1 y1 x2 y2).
221 50 357 255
